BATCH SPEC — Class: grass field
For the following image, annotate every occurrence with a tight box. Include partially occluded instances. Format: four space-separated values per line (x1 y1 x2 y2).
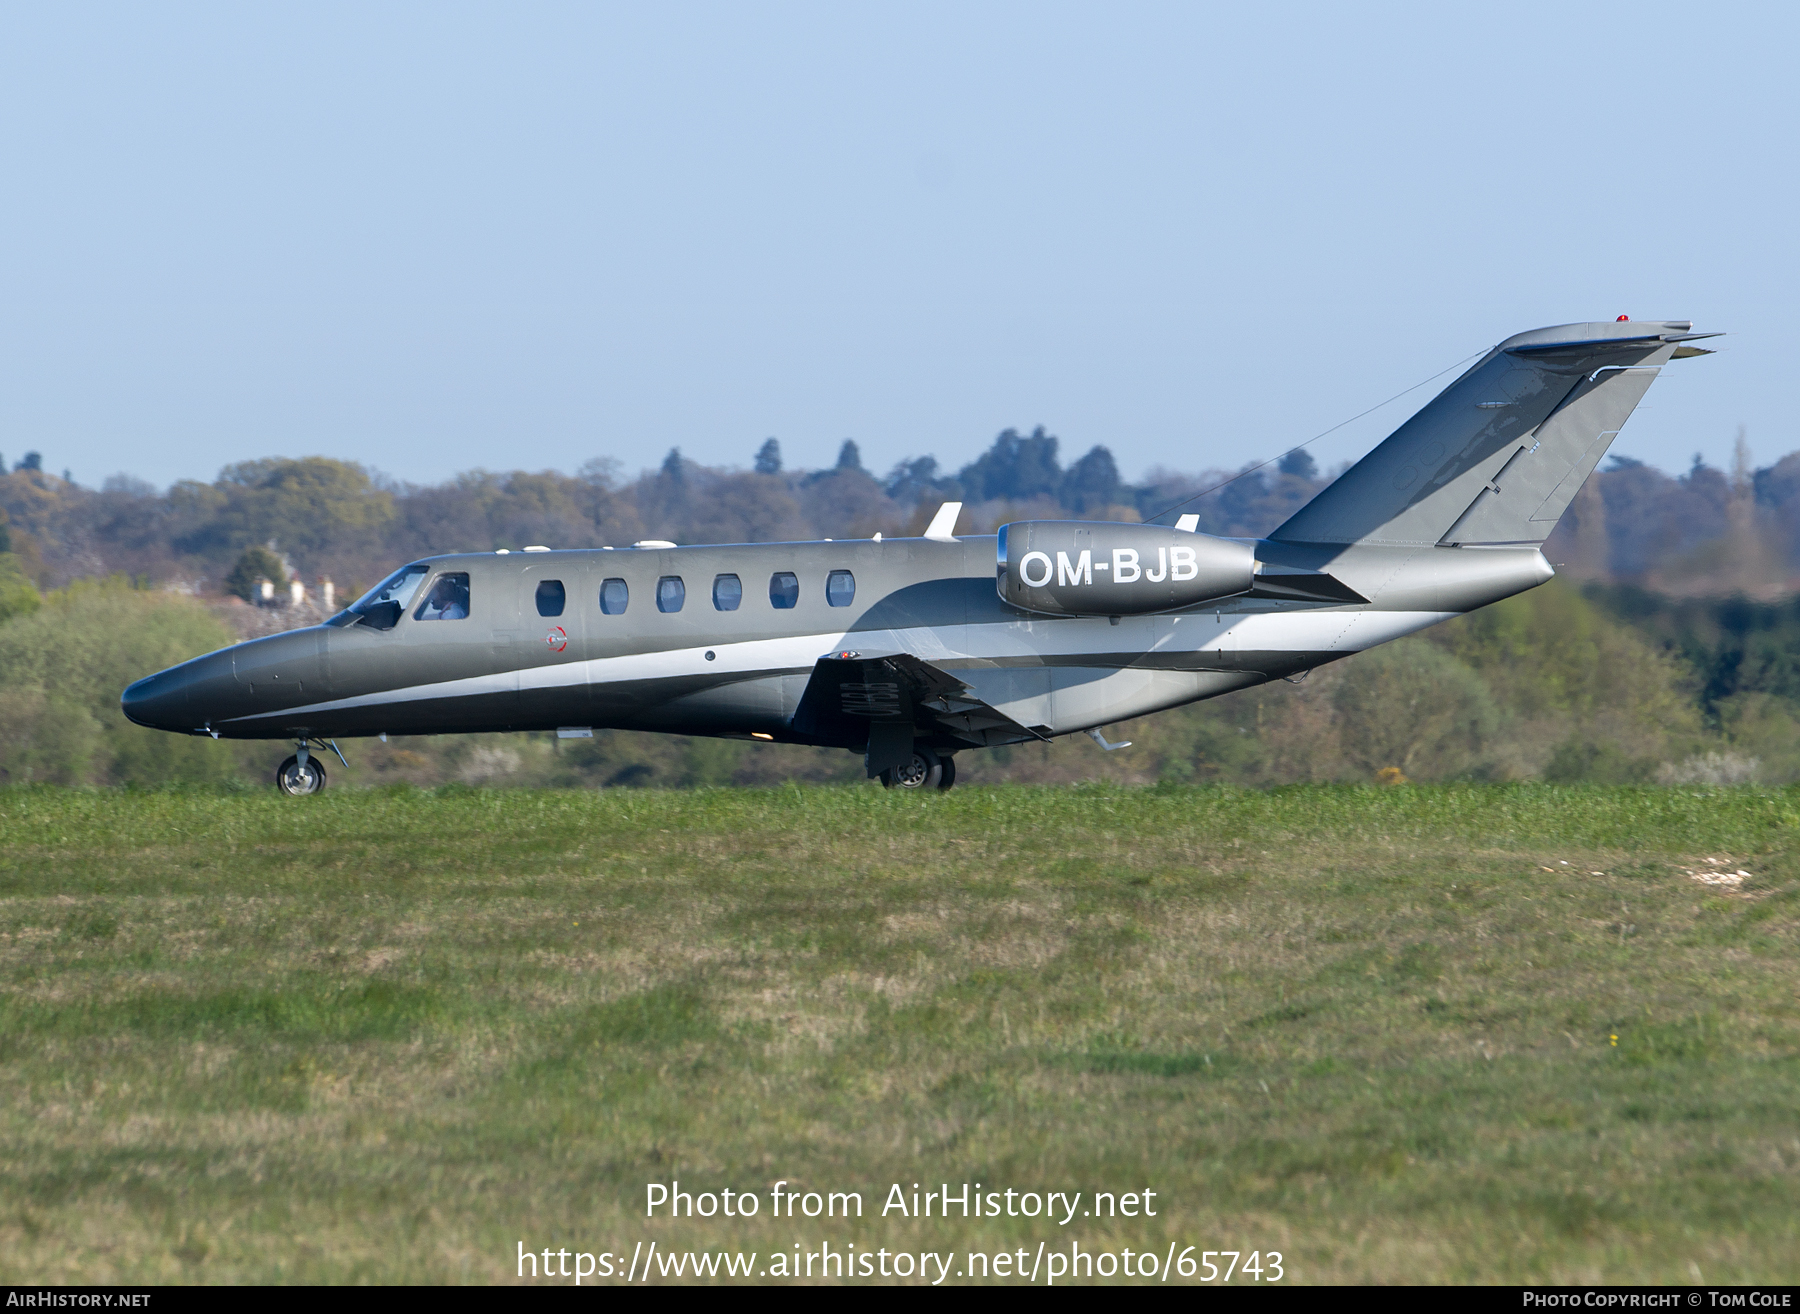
2 783 1798 1284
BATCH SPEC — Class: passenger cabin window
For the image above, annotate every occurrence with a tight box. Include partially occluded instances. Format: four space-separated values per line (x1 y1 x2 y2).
826 570 856 607
416 572 471 621
600 577 629 615
657 576 685 613
769 572 799 609
535 580 566 617
712 574 742 611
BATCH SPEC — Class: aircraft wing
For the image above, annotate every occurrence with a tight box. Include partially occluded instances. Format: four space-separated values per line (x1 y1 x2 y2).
790 649 1048 773
884 651 1052 746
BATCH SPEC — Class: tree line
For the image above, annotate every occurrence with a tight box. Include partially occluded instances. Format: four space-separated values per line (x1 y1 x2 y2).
1 425 1797 790
4 428 1793 602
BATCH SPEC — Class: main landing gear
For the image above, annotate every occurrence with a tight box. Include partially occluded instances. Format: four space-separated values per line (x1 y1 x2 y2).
879 746 957 791
275 738 349 796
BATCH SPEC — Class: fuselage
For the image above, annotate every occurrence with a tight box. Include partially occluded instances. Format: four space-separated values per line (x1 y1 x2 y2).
121 533 1552 747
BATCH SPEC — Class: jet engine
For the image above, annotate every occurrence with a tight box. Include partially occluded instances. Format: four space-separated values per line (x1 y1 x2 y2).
996 521 1256 617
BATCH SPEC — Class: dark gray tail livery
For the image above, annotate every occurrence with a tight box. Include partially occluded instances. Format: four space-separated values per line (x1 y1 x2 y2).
121 318 1715 793
1271 319 1716 548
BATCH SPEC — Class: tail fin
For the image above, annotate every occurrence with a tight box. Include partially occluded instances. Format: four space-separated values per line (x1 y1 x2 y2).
1269 319 1716 547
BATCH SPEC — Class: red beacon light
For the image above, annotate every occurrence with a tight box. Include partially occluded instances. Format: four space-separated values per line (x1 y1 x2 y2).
1617 315 1630 322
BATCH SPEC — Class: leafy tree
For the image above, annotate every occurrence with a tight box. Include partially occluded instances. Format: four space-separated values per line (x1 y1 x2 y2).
1332 638 1500 779
1754 451 1800 568
1582 585 1800 713
223 546 287 602
0 554 40 624
803 466 896 539
0 577 241 785
957 426 1062 503
15 452 41 473
1277 449 1318 480
573 458 634 543
1437 580 1696 723
1430 578 1701 778
1059 445 1123 515
673 471 809 546
490 472 586 550
884 456 959 505
1588 455 1732 578
636 449 694 540
834 440 864 474
176 457 393 576
754 438 782 476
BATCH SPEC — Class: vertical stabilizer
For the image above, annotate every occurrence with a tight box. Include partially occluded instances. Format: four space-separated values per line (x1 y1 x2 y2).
1270 320 1714 547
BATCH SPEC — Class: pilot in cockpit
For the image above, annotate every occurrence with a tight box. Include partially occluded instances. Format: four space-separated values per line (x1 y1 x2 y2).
417 573 470 620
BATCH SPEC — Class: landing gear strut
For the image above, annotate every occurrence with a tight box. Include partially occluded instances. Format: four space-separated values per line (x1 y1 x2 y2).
275 737 348 796
879 746 957 791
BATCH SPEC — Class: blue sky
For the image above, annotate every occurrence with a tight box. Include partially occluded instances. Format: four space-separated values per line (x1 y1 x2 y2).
1 3 1791 490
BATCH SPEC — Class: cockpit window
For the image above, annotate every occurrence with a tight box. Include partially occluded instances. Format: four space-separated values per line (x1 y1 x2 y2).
339 563 430 630
535 580 566 617
416 572 471 621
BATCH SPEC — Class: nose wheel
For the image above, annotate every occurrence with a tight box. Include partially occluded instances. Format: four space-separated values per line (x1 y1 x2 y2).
274 737 347 796
276 754 327 795
879 747 957 791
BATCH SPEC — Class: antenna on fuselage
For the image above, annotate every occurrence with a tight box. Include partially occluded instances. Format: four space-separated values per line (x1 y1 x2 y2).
923 501 962 542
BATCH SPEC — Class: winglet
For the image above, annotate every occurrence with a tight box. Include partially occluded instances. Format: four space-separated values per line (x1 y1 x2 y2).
923 501 963 541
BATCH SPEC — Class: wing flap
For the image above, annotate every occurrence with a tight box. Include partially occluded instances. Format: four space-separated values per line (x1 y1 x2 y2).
790 650 1047 774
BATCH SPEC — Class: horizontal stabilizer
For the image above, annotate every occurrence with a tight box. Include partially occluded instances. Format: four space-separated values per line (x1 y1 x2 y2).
1504 332 1670 356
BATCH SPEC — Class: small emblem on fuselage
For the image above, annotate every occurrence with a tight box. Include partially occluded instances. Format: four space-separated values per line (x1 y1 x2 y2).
545 626 568 653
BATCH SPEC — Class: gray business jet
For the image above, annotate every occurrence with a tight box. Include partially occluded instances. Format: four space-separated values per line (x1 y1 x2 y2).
122 318 1715 794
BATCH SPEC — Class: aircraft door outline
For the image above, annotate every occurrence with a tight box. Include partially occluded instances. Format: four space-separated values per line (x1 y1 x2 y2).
509 560 591 720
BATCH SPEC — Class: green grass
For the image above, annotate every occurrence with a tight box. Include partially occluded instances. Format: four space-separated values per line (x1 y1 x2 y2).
1 782 1798 1283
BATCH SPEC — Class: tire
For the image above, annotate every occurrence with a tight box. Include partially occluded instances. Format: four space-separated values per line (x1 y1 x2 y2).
276 754 327 796
937 754 956 791
879 747 941 790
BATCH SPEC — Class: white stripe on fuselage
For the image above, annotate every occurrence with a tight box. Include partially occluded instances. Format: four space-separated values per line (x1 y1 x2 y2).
220 607 1455 726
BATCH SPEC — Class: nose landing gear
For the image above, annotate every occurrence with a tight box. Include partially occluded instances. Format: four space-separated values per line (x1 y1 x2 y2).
878 746 957 791
276 752 326 795
274 737 349 796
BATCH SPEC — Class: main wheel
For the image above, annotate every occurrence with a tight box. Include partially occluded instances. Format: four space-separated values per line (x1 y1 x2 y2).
937 754 957 791
879 747 941 790
276 755 327 796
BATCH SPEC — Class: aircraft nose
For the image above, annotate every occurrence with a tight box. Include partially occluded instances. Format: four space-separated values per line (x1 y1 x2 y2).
121 664 193 731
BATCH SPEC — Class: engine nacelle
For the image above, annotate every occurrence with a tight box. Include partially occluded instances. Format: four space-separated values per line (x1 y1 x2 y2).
996 521 1256 617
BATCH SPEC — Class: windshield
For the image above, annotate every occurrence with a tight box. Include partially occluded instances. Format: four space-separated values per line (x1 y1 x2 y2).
327 564 429 628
